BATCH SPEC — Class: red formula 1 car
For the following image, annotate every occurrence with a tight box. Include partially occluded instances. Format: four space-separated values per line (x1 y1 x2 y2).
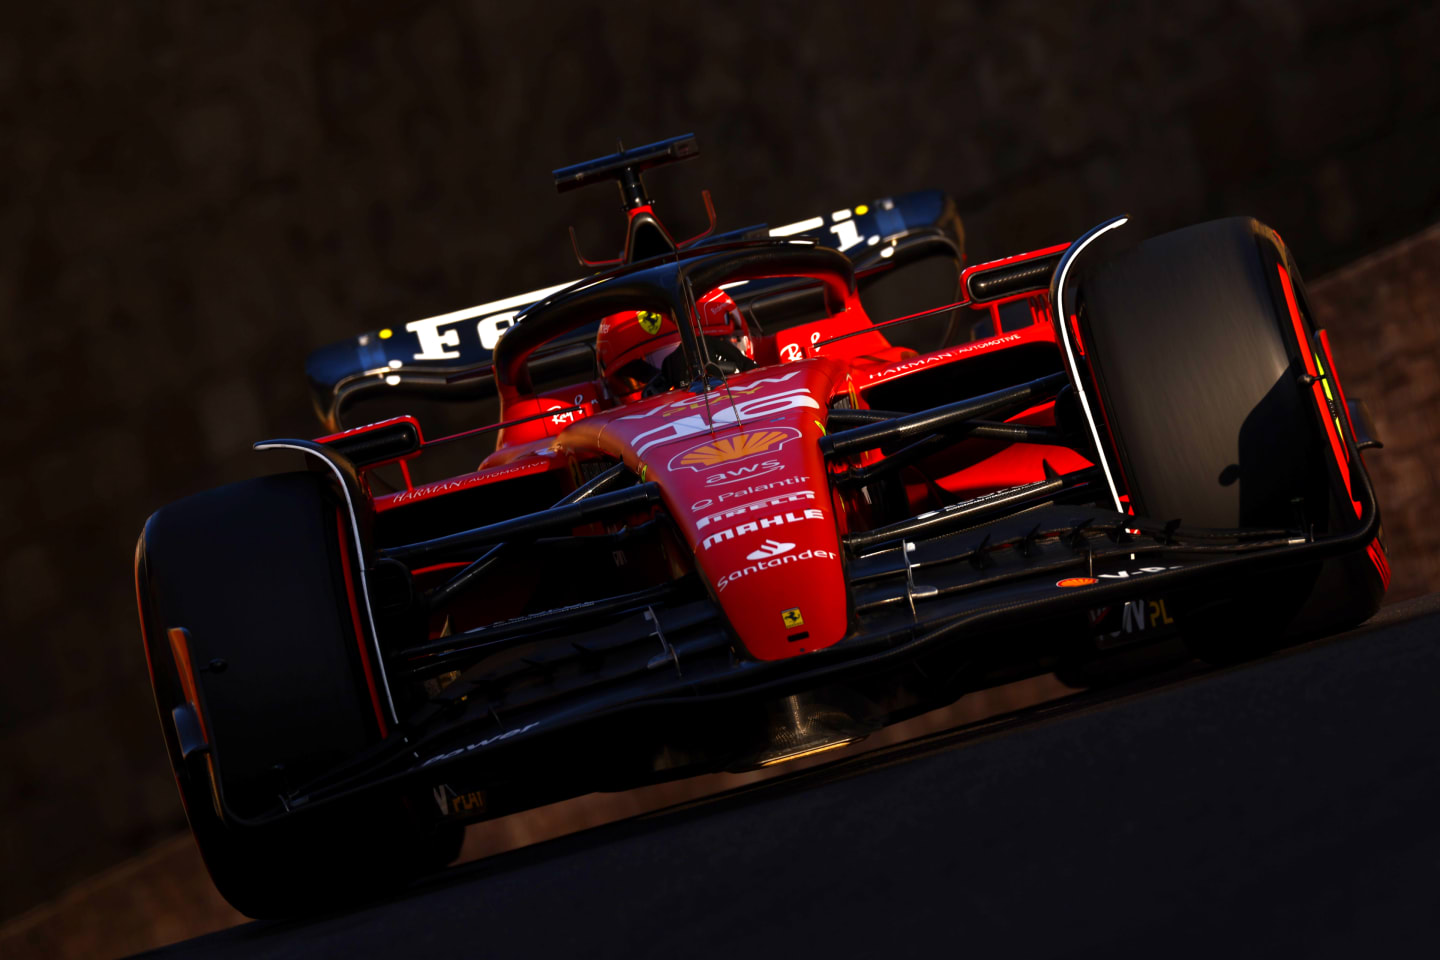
135 135 1388 916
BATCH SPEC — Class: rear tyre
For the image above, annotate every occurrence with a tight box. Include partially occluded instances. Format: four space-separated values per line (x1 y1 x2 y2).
136 471 460 918
1074 217 1383 663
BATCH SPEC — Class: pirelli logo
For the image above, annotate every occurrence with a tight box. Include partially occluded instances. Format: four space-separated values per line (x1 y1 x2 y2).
695 490 816 530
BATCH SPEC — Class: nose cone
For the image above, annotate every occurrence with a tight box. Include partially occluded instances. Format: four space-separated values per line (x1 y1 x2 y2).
687 442 847 659
602 364 849 660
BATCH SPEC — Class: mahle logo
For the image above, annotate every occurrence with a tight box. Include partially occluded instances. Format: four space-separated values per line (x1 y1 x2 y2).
700 508 824 552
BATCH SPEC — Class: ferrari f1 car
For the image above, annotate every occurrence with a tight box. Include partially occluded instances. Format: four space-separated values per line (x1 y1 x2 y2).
135 134 1389 917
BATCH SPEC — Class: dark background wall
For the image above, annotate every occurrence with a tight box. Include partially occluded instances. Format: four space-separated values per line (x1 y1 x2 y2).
3 0 1438 922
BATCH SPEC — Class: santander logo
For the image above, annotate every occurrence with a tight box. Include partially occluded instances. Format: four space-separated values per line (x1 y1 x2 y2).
746 539 795 561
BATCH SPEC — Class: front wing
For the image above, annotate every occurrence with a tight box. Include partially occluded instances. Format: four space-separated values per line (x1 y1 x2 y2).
195 451 1379 830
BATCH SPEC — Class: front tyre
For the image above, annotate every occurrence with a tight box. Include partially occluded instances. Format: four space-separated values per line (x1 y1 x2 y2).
136 471 460 917
1074 217 1384 662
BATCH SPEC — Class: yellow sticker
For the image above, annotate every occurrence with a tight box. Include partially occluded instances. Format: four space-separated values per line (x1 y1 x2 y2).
855 204 869 216
1314 355 1335 400
378 328 393 339
781 607 805 628
637 310 664 335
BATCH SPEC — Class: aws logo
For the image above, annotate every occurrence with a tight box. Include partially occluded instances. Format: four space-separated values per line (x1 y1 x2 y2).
702 460 786 486
669 428 799 472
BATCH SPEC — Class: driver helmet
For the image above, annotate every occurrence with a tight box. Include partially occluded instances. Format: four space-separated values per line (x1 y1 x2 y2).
596 289 753 397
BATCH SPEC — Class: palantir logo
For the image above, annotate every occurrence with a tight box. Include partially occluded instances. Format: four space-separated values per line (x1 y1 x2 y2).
746 539 795 561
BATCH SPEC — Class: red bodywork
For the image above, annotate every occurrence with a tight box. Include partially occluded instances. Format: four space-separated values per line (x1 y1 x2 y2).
332 241 1107 664
131 140 1394 919
319 226 1387 669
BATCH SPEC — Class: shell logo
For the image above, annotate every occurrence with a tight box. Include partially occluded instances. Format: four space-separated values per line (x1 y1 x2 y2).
669 428 800 472
1056 577 1099 588
679 430 790 467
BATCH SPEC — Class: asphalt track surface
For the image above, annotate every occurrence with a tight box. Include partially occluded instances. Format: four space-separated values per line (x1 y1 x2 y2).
144 594 1440 959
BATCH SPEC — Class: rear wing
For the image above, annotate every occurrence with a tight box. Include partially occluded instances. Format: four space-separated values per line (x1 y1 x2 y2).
306 189 962 431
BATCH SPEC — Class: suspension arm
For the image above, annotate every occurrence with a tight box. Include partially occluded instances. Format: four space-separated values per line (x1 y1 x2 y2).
381 479 661 566
820 372 1068 459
